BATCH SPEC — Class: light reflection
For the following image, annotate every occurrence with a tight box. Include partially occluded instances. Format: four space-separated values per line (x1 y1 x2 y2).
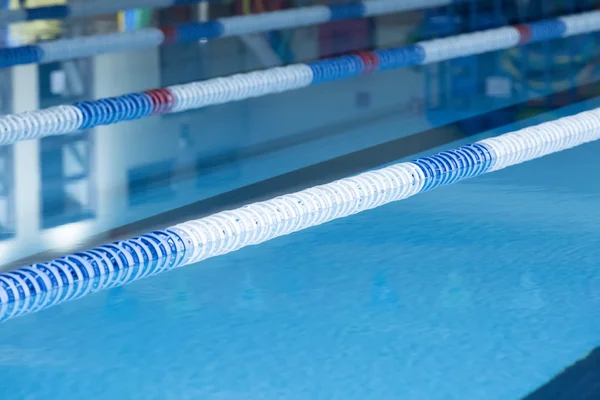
42 220 93 252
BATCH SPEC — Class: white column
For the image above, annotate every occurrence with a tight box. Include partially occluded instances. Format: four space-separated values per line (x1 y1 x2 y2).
0 65 41 268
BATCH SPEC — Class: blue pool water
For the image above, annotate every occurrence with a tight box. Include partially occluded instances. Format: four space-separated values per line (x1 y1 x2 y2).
1 2 600 399
4 98 600 399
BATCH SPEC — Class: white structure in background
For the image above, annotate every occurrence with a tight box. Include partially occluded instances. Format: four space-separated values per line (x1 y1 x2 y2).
0 45 171 269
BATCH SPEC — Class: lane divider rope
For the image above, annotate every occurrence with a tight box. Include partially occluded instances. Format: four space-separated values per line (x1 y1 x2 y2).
0 10 598 146
1 0 462 67
1 103 600 321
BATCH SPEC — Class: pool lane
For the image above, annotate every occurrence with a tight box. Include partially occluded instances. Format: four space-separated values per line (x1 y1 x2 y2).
0 94 599 400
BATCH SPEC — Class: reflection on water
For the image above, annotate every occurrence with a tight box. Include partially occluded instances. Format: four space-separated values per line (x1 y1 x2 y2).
0 146 14 241
40 132 95 229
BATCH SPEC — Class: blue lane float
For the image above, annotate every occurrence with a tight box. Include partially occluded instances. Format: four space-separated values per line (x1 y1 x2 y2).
2 105 600 321
0 3 587 71
0 0 458 68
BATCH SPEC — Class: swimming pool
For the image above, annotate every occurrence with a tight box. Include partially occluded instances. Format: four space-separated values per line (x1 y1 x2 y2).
0 1 599 399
